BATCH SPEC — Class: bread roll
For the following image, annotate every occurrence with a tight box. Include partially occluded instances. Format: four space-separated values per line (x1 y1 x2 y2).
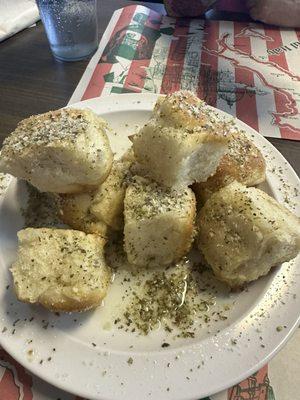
11 228 111 312
124 176 196 267
132 91 232 188
90 158 133 231
197 181 300 288
58 192 108 237
193 129 266 204
0 108 113 193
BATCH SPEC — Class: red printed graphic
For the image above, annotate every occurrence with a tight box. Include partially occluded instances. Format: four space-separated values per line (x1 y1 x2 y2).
0 349 33 400
207 29 300 139
123 10 163 93
264 26 299 139
228 365 275 399
161 19 190 94
79 7 300 140
234 22 259 132
82 5 138 99
235 27 273 41
78 7 300 136
197 21 219 107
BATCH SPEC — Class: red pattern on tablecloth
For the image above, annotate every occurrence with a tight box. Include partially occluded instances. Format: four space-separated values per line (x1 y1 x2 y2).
161 18 190 93
82 6 137 100
228 365 275 399
197 20 219 106
234 21 259 132
0 349 33 400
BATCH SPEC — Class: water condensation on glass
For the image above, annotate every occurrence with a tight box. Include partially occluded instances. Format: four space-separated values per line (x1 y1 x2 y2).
36 0 98 61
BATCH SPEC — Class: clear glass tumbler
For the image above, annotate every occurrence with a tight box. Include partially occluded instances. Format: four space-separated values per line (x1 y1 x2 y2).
36 0 98 62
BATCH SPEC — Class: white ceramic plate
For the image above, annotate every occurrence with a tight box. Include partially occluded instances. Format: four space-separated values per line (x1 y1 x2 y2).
0 93 299 400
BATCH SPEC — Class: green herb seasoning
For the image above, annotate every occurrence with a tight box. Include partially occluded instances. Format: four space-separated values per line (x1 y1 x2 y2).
21 183 61 228
107 239 231 337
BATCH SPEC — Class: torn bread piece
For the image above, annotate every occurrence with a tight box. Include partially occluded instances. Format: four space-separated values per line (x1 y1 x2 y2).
132 91 232 188
60 155 134 233
11 228 111 312
0 108 113 193
58 191 108 237
124 176 196 267
153 90 213 129
193 129 266 204
197 181 300 288
90 158 133 231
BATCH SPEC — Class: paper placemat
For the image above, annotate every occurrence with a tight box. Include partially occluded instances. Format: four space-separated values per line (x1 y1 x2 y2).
70 4 300 140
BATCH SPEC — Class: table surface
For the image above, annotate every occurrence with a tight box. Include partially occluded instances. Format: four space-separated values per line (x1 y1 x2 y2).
0 0 299 176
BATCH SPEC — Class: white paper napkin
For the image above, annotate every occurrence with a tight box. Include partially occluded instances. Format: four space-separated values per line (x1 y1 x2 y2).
0 0 40 42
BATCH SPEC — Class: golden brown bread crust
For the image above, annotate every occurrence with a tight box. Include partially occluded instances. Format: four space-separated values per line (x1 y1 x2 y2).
154 91 209 129
59 156 135 234
132 91 235 188
90 158 133 231
153 91 233 140
38 288 107 313
197 181 300 288
193 130 266 204
124 177 197 267
11 228 111 312
0 108 113 193
58 192 108 237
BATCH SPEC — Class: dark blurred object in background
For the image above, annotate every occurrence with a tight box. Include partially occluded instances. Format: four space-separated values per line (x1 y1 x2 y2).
160 0 300 27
